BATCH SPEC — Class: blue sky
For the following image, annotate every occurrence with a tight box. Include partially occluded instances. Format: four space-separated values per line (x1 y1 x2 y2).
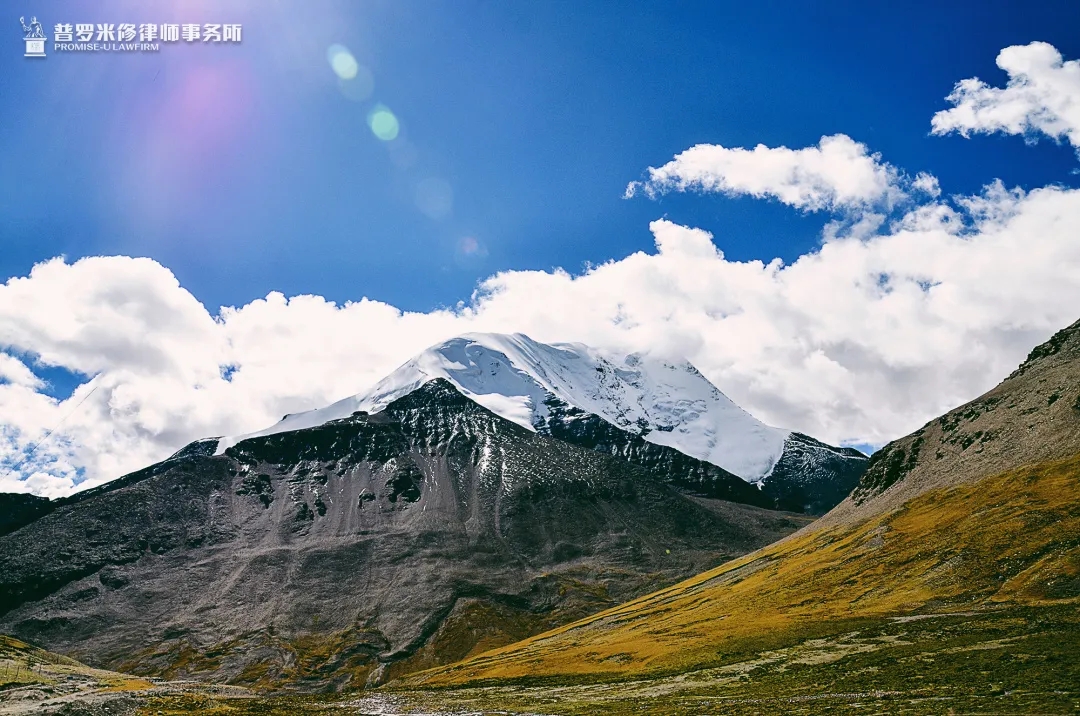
4 0 1078 316
4 1 1080 495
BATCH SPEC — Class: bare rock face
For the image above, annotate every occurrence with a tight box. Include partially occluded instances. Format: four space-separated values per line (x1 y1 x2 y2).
534 398 866 515
0 380 810 690
758 433 868 514
0 493 51 537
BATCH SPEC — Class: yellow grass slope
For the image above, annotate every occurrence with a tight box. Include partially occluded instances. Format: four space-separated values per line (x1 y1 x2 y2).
0 633 154 701
409 452 1080 686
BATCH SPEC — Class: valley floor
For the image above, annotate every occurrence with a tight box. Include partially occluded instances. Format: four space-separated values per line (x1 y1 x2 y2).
368 604 1080 715
6 602 1073 715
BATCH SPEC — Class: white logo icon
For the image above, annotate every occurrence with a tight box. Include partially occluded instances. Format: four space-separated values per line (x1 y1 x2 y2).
20 15 46 57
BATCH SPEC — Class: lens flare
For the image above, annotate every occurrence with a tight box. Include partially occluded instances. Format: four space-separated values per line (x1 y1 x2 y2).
337 67 374 102
454 236 488 266
458 236 483 255
368 105 400 141
326 44 358 80
415 178 453 219
388 138 419 168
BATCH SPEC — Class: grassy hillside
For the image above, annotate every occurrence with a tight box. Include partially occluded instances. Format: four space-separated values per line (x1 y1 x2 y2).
397 454 1079 695
0 633 156 712
100 458 1080 714
19 457 1077 713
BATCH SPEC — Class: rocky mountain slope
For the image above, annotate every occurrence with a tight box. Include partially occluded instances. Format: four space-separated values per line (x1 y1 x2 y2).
403 319 1080 695
0 380 813 690
218 333 867 513
844 317 1080 516
0 495 50 538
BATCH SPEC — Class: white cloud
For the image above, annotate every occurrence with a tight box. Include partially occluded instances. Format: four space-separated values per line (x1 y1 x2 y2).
3 176 1080 497
931 42 1080 150
911 172 941 197
3 42 1080 497
0 353 43 389
625 134 913 212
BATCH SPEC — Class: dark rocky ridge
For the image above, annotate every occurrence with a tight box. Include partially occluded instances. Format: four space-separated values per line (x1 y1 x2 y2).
536 395 866 515
0 380 812 689
0 493 52 537
762 432 868 514
533 397 763 505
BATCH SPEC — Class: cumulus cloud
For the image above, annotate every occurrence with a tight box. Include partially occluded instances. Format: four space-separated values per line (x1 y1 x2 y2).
625 134 914 212
931 41 1080 150
0 354 43 389
911 172 941 197
3 42 1080 497
4 176 1080 497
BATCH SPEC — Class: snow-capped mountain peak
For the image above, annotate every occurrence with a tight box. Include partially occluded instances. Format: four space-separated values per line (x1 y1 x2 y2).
215 333 789 481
